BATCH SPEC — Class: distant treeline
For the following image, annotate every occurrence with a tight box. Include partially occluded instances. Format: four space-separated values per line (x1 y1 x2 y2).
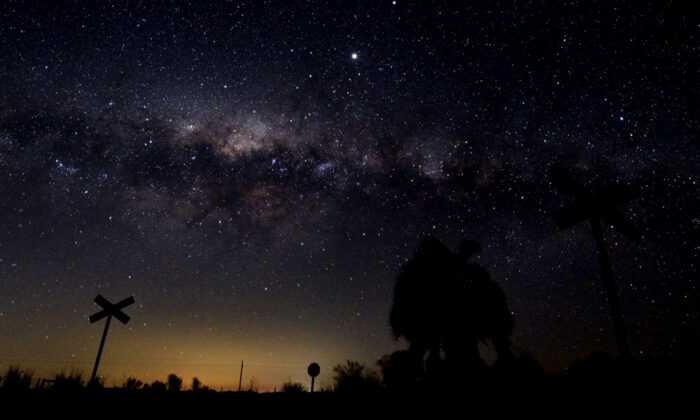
1 354 697 395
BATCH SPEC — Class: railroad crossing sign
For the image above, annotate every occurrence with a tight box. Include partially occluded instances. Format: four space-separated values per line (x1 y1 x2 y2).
550 164 639 361
89 295 135 384
307 362 320 392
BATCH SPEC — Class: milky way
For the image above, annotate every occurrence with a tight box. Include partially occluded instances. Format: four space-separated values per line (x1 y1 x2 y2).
0 1 696 390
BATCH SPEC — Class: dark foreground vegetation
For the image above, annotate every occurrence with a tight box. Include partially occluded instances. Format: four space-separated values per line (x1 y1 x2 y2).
1 237 696 415
0 358 696 417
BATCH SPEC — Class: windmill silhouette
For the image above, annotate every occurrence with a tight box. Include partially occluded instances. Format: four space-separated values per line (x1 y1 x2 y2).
550 164 640 361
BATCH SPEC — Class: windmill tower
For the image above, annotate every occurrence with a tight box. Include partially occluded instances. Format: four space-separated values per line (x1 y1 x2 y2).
550 165 640 361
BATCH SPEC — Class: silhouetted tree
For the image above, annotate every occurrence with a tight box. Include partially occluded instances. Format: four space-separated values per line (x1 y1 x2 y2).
332 360 381 393
390 237 454 378
148 380 167 391
449 241 515 372
389 236 514 387
167 373 183 391
191 377 201 391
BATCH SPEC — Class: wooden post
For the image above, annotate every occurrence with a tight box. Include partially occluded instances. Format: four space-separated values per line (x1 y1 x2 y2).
90 314 112 384
88 295 135 386
238 360 244 391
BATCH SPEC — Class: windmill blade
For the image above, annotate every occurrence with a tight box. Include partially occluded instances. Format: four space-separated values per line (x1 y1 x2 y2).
549 164 591 199
602 211 641 242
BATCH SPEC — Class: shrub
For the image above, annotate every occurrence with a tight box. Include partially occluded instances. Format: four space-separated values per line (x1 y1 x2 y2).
53 370 85 390
332 360 382 393
123 376 144 389
281 381 306 393
2 366 33 391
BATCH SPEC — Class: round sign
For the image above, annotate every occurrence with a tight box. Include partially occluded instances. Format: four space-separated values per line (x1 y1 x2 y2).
307 362 320 378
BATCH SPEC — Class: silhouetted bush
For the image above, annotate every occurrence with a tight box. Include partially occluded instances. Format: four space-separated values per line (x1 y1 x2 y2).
52 370 85 391
147 380 167 391
281 381 306 393
491 352 547 387
122 376 143 389
244 377 259 393
1 366 33 391
379 350 423 391
332 360 382 393
88 375 106 389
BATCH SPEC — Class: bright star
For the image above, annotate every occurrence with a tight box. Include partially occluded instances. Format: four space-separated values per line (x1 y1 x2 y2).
351 53 358 60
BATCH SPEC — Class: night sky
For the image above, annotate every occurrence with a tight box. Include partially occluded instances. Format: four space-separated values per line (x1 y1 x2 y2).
0 1 696 391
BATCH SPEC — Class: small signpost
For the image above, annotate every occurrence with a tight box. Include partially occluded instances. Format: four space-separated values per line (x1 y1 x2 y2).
307 362 320 392
550 164 639 361
89 295 135 384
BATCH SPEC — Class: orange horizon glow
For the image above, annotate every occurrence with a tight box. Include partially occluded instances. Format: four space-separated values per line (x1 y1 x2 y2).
1 312 399 392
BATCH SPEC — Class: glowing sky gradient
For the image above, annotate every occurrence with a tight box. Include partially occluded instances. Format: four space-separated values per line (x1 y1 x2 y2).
0 1 696 390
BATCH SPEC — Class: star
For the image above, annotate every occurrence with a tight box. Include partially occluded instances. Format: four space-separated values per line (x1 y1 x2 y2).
0 0 694 392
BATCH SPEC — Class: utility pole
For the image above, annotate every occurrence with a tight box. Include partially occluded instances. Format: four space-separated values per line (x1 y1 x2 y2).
238 360 244 391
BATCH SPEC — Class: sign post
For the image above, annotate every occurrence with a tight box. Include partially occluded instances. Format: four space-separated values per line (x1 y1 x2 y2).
89 295 135 384
307 362 320 392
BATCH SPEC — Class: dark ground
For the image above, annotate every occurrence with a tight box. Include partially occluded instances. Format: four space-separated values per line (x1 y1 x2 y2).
1 377 694 418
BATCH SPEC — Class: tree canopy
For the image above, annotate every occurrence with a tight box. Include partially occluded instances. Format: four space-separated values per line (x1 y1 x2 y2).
389 236 514 385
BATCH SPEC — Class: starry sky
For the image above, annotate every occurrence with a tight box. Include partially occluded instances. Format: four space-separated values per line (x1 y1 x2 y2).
0 1 697 391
